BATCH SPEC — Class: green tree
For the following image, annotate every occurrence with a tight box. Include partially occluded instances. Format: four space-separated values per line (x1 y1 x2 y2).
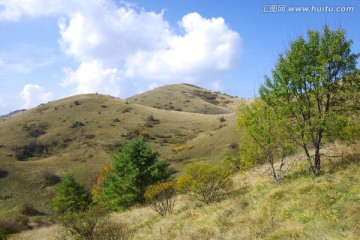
237 100 294 182
260 25 359 176
51 175 92 215
177 161 232 204
99 139 170 209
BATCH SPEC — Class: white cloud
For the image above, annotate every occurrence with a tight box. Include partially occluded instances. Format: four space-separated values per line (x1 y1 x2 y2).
0 0 108 21
20 84 53 108
61 60 121 96
0 0 242 95
58 8 170 62
125 12 241 81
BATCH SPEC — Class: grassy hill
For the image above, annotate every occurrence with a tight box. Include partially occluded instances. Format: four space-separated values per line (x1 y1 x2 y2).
1 83 359 239
127 84 244 114
13 142 360 239
0 84 242 218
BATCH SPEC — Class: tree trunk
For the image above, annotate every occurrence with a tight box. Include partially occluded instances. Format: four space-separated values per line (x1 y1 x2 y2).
313 149 321 176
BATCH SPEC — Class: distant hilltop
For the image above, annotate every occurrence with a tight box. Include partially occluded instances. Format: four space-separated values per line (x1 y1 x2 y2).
0 109 26 119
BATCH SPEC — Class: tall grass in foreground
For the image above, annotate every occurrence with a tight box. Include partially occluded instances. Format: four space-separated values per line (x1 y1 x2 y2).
130 151 360 239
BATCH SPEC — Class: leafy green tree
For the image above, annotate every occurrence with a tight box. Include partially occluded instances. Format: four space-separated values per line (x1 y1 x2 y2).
237 100 294 182
177 161 232 204
260 25 359 176
51 175 92 215
99 139 170 210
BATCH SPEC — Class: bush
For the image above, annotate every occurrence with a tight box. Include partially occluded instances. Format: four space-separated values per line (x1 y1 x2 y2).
113 118 120 123
18 203 39 216
177 161 232 204
51 175 92 215
0 218 21 239
122 107 132 113
145 181 176 217
22 123 48 138
145 115 160 128
43 171 62 186
71 120 85 128
172 146 184 153
57 205 134 240
12 140 48 161
74 100 81 106
0 169 8 179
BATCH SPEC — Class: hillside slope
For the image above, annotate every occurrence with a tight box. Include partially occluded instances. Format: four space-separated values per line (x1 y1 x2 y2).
0 85 242 217
127 84 244 114
13 143 360 239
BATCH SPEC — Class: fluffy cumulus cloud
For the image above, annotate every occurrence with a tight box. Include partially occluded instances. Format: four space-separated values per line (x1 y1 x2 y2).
20 84 53 108
61 60 121 96
0 0 242 96
125 13 241 81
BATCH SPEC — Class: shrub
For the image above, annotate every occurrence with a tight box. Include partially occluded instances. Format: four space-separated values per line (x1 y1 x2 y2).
177 161 232 204
51 175 92 215
140 130 150 140
84 134 96 139
122 129 140 140
12 140 48 161
74 100 81 106
92 165 111 202
113 118 120 123
145 181 176 217
71 120 85 128
22 122 48 138
18 203 39 216
43 171 62 186
57 205 134 240
172 146 184 153
0 169 8 179
122 107 132 113
145 115 160 128
0 218 21 239
219 116 226 122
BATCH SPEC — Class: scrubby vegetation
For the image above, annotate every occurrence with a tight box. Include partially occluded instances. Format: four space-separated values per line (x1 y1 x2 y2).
145 181 176 217
12 140 48 161
177 161 233 204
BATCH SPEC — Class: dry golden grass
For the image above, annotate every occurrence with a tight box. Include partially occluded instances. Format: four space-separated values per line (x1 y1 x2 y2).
127 83 245 114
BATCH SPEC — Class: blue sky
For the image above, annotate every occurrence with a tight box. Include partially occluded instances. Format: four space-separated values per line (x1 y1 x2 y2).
0 0 359 115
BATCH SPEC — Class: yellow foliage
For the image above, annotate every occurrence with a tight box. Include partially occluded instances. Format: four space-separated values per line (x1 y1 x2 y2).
173 146 184 153
176 161 232 204
92 164 111 201
140 130 150 140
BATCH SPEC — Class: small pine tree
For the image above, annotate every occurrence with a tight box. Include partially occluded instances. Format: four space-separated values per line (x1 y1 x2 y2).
51 175 92 215
99 139 170 209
